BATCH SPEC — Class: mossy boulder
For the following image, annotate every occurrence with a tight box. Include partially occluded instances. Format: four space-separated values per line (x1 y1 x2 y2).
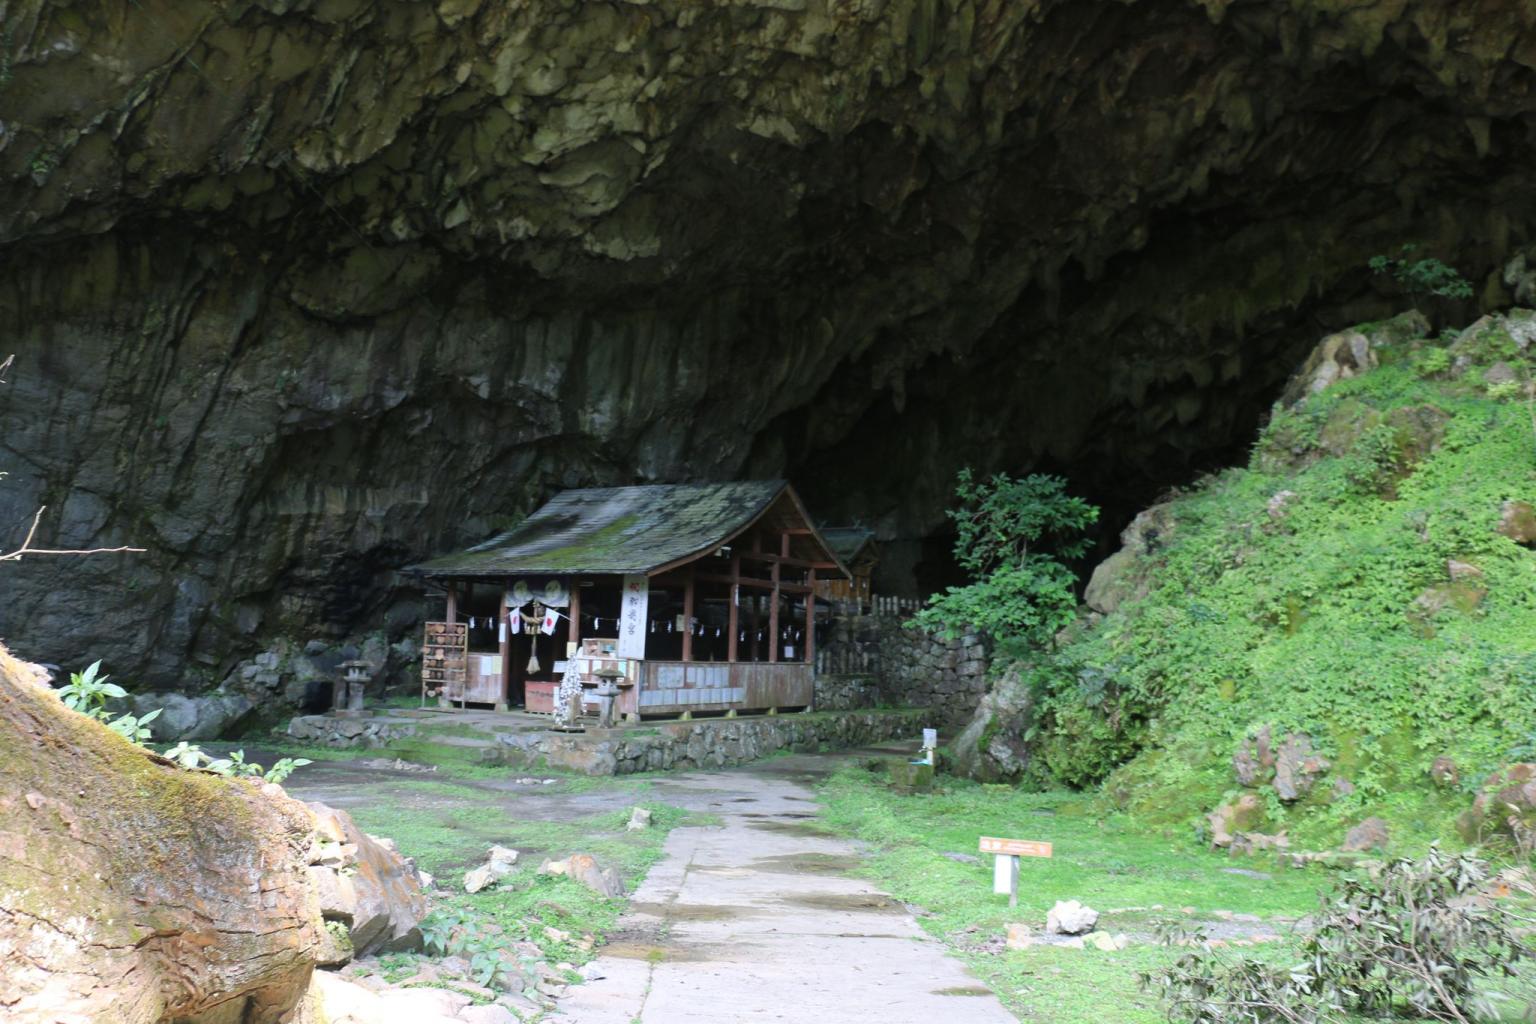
0 643 325 1023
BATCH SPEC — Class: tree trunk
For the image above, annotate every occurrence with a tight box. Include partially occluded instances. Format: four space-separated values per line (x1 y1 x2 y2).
0 644 324 1024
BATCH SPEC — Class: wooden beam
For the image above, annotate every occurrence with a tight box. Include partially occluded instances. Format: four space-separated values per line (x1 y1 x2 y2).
445 583 458 624
769 557 781 664
682 570 695 663
727 553 740 663
568 577 581 653
805 569 816 665
691 573 810 594
497 583 511 710
738 551 820 570
780 532 791 557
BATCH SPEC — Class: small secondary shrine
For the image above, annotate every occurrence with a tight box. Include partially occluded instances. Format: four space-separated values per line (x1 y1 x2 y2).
407 481 849 720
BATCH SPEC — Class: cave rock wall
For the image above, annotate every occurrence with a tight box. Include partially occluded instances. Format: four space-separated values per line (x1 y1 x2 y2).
5 0 1536 684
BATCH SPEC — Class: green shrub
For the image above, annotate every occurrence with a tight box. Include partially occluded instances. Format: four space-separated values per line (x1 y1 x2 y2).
913 470 1097 644
1143 847 1528 1024
1369 246 1474 302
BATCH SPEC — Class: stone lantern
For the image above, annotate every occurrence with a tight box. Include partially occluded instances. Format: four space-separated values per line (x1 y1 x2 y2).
335 659 372 715
591 666 626 729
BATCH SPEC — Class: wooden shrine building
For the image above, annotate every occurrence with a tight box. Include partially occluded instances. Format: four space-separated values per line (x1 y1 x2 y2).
816 528 878 609
406 481 849 719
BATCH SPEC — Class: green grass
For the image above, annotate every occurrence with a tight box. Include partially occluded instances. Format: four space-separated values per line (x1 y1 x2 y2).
818 762 1536 1023
818 763 1335 1024
342 777 708 970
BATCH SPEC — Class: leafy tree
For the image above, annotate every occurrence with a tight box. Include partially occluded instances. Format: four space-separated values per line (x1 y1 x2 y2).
1369 245 1473 303
913 470 1098 645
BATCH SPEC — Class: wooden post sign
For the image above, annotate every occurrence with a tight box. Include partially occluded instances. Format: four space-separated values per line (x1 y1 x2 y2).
980 836 1052 909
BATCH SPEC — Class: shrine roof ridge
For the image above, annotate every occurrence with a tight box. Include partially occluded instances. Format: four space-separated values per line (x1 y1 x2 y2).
407 480 846 579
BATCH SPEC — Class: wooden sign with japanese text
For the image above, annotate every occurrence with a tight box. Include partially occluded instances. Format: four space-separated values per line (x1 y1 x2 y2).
979 836 1053 858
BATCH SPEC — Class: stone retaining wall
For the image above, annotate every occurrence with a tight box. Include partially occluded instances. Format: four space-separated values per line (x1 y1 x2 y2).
497 709 926 775
815 602 991 727
287 713 420 748
813 672 880 711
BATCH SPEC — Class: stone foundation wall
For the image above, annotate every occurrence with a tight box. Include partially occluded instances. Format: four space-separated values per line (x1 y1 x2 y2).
287 713 420 748
498 709 926 775
814 599 991 728
813 672 880 711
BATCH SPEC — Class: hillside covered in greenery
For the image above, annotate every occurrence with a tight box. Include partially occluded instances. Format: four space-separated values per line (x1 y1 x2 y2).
1005 309 1536 850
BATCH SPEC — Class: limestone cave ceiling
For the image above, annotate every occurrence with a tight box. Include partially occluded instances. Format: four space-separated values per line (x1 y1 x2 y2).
2 0 1536 682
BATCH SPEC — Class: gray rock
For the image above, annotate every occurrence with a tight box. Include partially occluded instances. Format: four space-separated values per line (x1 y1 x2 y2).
125 691 254 742
950 663 1034 782
1341 817 1390 853
308 802 429 956
1272 733 1328 802
1045 900 1099 936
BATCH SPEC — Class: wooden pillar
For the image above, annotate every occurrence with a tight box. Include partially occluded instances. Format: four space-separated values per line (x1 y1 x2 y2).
727 553 740 663
497 582 511 711
682 571 695 663
568 577 581 655
805 568 816 665
768 559 780 664
445 583 458 624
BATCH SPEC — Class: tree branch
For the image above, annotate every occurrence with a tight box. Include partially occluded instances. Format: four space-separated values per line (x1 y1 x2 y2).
0 506 146 562
2 355 146 563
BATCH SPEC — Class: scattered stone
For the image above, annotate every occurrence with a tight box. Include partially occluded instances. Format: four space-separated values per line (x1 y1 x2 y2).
1229 831 1289 856
1430 756 1459 788
460 1004 522 1024
1045 900 1099 935
1485 361 1519 386
1265 490 1298 520
1084 931 1119 951
1447 559 1484 582
626 807 653 831
539 853 625 897
360 757 438 773
1005 922 1034 949
1332 777 1356 799
1341 817 1390 853
1232 726 1275 787
1498 500 1536 545
1273 733 1329 802
465 846 520 894
1456 763 1536 842
941 851 981 865
1207 793 1265 848
1057 936 1086 949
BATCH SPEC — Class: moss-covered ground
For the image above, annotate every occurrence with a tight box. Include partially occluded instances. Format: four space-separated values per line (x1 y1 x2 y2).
1024 311 1536 850
258 749 715 984
816 762 1536 1024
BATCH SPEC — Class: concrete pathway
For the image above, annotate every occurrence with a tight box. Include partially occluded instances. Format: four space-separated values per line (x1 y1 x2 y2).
551 767 1017 1024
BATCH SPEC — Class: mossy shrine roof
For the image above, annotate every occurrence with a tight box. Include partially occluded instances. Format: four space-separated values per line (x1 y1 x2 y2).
819 527 878 568
409 481 849 579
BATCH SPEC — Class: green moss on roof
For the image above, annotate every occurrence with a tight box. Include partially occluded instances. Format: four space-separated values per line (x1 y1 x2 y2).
411 481 794 577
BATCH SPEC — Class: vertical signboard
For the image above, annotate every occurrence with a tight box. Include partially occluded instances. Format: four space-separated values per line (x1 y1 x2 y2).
618 574 649 659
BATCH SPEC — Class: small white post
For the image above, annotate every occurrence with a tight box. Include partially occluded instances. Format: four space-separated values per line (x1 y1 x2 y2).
992 855 1020 907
